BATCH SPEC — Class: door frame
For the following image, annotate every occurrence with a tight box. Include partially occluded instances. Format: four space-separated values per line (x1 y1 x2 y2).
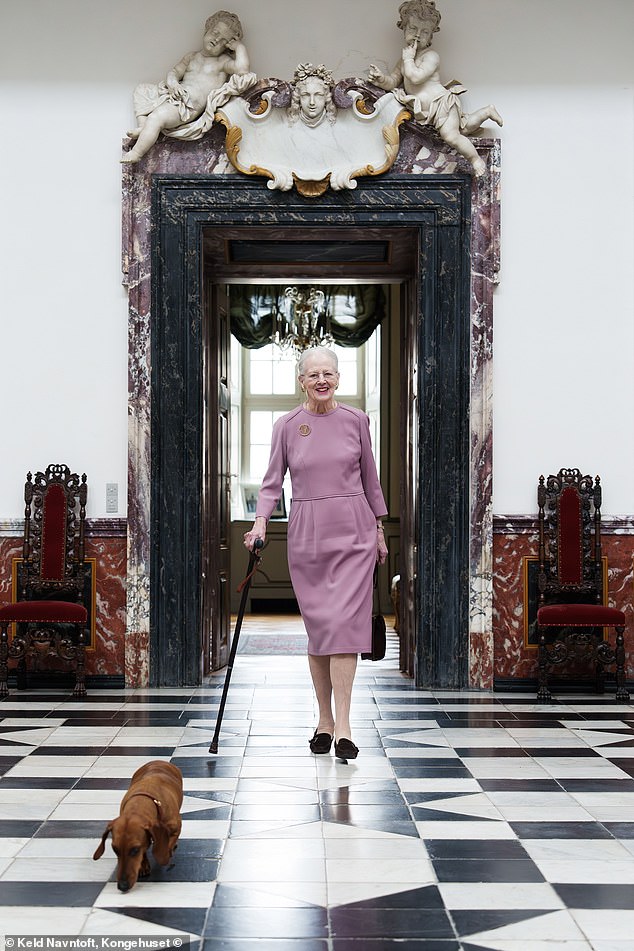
201 279 231 675
149 173 472 687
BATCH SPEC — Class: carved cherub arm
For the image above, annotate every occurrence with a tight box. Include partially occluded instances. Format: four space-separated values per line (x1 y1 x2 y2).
165 52 195 98
222 40 250 76
368 61 403 91
401 46 440 85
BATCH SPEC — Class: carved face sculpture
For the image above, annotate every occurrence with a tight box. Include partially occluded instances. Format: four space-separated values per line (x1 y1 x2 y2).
298 77 328 124
403 15 436 49
203 19 237 55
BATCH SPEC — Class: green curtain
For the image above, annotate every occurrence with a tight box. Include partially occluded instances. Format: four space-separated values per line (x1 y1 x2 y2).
229 285 386 349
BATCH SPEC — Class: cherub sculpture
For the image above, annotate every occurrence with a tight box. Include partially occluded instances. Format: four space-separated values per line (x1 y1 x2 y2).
368 0 502 176
288 64 337 127
122 10 256 163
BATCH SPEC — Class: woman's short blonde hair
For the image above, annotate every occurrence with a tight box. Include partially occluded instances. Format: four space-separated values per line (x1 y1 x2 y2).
297 346 339 376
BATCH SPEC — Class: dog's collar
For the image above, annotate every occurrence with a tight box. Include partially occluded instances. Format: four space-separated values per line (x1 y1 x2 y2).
126 792 163 820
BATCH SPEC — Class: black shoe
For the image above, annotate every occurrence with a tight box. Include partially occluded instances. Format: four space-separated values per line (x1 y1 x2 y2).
334 738 359 760
309 731 333 754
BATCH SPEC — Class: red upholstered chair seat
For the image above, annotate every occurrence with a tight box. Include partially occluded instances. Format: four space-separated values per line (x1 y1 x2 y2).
0 601 87 624
538 604 626 628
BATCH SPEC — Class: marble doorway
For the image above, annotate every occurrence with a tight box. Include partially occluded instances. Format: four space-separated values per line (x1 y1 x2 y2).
122 127 499 689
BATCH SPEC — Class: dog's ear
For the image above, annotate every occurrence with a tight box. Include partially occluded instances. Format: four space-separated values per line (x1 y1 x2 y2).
93 821 114 860
149 822 171 865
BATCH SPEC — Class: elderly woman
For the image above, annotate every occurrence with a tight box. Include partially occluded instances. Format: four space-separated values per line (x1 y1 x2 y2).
244 346 388 759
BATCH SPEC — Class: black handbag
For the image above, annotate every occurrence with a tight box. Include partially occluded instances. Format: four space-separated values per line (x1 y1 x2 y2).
362 566 386 661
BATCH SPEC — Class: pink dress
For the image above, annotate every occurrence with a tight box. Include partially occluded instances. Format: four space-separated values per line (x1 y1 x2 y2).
255 403 388 655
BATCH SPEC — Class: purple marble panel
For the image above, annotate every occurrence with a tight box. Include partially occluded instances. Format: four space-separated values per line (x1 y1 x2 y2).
391 122 499 687
0 530 126 678
85 536 126 676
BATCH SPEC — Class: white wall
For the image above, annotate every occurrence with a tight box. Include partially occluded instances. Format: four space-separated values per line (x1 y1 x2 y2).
1 0 632 516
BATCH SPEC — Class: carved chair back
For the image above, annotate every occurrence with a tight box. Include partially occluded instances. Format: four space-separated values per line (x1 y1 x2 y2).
537 467 603 608
20 464 87 602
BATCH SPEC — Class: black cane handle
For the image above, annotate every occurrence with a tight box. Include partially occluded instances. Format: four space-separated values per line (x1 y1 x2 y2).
237 538 264 593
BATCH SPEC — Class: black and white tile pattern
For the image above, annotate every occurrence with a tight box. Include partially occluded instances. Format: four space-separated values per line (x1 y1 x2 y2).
2 641 634 949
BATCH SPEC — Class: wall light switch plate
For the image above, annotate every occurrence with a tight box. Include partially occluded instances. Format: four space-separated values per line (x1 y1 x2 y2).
106 482 118 513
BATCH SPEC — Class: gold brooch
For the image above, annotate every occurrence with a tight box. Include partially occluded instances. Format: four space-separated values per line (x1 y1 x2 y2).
299 424 311 436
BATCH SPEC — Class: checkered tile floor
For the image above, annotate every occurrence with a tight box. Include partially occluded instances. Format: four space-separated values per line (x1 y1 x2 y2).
2 636 634 949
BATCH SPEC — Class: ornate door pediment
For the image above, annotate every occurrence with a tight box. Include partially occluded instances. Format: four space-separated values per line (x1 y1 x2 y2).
217 77 409 197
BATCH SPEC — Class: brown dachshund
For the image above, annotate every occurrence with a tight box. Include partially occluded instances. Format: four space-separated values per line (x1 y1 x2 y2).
93 760 183 892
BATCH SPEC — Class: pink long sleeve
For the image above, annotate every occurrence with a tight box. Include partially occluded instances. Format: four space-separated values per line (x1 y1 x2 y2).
358 412 388 518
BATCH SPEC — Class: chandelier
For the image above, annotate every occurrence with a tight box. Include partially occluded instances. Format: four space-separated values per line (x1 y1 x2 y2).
271 286 333 355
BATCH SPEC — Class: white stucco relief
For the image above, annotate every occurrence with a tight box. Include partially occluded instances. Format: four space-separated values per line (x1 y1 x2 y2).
121 5 502 193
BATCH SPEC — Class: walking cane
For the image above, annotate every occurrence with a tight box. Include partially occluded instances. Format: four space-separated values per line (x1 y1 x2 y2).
209 538 264 754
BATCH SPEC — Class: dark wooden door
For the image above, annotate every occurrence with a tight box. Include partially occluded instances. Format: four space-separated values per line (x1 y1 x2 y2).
202 279 231 673
400 278 419 678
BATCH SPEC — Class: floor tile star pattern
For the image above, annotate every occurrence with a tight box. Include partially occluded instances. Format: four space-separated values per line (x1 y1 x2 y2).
1 631 634 949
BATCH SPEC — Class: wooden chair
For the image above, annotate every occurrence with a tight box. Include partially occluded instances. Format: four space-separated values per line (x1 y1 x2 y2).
536 467 629 702
0 465 88 697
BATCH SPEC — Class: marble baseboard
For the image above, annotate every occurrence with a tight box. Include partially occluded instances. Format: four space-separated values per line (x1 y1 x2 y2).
493 514 634 535
493 521 634 681
3 510 629 686
0 532 126 678
0 518 126 537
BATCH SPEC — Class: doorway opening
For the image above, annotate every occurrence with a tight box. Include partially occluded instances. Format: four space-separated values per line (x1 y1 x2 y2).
221 288 399 663
200 229 417 676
